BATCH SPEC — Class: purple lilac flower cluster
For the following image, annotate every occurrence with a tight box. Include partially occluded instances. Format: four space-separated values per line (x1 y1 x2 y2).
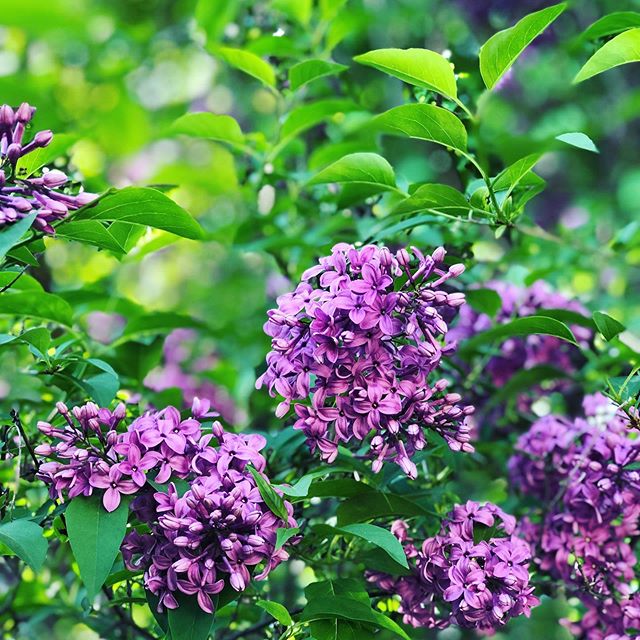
35 399 297 613
257 243 474 478
509 394 640 640
449 280 591 418
368 502 538 631
0 102 95 232
144 329 240 423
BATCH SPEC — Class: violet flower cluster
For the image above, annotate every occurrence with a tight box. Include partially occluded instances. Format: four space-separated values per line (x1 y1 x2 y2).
144 329 240 423
368 502 538 632
509 394 640 640
449 280 591 420
0 102 95 233
257 243 474 478
35 399 297 613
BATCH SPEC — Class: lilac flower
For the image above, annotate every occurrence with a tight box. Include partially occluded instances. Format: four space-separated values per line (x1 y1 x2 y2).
368 502 537 632
0 102 96 233
257 244 474 477
36 398 299 613
510 394 640 638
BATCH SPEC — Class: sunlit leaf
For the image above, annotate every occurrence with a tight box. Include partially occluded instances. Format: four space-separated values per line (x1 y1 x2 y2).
575 28 640 82
308 153 396 190
211 46 277 88
169 112 244 145
0 291 73 326
580 12 640 42
289 59 348 90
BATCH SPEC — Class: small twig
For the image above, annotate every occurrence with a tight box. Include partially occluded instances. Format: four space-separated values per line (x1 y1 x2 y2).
10 409 39 471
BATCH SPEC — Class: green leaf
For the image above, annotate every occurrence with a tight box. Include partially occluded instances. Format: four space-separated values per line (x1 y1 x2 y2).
493 153 544 194
74 187 204 240
289 59 348 90
211 46 276 88
256 599 293 626
0 291 73 326
373 104 467 153
465 288 503 318
319 523 409 569
0 519 47 571
82 372 119 406
248 465 290 522
168 592 215 640
65 495 130 601
391 184 470 216
55 221 127 254
487 365 568 409
593 311 625 341
302 595 410 640
280 99 359 143
479 3 567 89
0 213 37 262
574 28 640 82
275 527 299 550
169 112 244 145
458 315 578 357
354 48 457 100
336 490 434 525
115 312 206 344
308 153 396 190
555 132 599 153
15 133 77 178
580 12 640 42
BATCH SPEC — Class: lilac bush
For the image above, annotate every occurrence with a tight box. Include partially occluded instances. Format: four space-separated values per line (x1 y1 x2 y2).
509 394 640 639
368 502 538 631
0 102 95 233
257 243 475 478
35 399 297 613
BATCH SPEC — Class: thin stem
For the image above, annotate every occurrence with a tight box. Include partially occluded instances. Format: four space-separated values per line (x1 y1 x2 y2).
10 409 39 471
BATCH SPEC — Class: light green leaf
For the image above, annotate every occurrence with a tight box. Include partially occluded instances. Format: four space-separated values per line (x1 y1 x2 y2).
479 3 567 89
289 59 348 90
493 153 544 194
354 48 457 100
0 213 37 262
593 311 625 341
556 132 599 153
74 187 203 240
55 221 127 254
275 527 299 550
168 592 215 640
211 46 276 88
0 291 73 326
458 315 578 357
115 312 205 345
15 134 77 178
280 99 360 144
0 519 47 571
248 465 290 523
169 112 244 145
374 103 467 152
81 372 119 406
308 153 396 190
273 0 312 25
580 12 640 42
256 599 293 626
391 184 470 216
574 28 640 82
65 495 130 600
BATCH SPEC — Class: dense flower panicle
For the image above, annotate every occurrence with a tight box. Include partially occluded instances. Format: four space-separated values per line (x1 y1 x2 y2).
509 394 640 639
35 399 297 613
257 243 474 478
368 502 538 632
144 329 240 423
449 280 591 418
0 102 96 233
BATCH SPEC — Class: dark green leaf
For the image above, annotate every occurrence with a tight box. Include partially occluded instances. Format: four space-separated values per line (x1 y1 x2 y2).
0 519 47 571
354 48 457 100
0 291 73 326
493 153 544 194
275 527 299 550
280 99 360 144
580 12 640 41
337 490 434 525
115 312 206 344
465 289 502 318
55 220 127 254
168 592 215 640
593 311 625 341
65 495 130 600
289 59 348 90
575 28 640 82
0 213 37 262
75 187 203 240
479 3 567 89
374 104 467 153
81 372 119 406
391 184 470 217
248 465 290 522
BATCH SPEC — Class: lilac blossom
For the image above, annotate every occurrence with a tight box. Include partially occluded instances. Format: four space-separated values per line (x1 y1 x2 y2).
35 399 298 613
509 394 640 639
368 502 538 632
257 243 475 478
0 102 96 233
